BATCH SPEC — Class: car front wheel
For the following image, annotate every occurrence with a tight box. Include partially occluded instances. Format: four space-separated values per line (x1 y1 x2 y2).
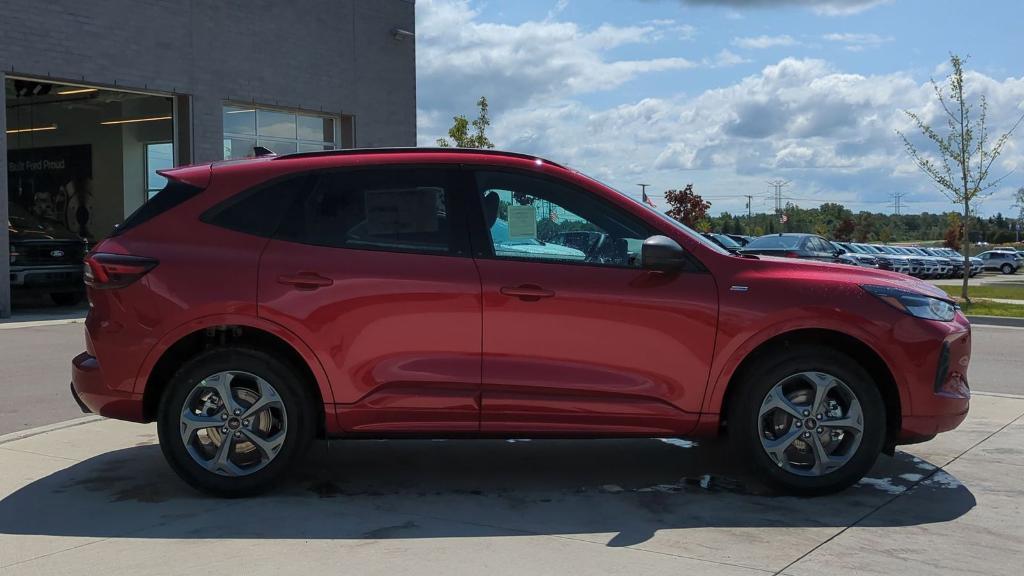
157 347 315 497
729 346 886 496
1001 263 1014 274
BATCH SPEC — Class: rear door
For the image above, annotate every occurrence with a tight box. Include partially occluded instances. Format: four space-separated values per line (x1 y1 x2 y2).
257 166 482 433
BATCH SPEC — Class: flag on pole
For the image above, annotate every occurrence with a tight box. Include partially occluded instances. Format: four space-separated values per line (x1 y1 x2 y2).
643 191 656 208
779 214 789 224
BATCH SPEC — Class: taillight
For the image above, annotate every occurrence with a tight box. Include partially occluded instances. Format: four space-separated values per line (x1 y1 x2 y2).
84 253 158 289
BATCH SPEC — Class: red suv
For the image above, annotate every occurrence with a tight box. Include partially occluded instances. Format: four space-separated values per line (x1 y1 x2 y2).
71 149 971 497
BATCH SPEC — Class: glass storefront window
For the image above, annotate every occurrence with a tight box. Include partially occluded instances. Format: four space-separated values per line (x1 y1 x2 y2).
146 142 174 199
223 106 256 136
256 109 296 139
223 105 340 159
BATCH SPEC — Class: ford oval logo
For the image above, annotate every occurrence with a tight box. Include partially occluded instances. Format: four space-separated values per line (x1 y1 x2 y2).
50 249 65 258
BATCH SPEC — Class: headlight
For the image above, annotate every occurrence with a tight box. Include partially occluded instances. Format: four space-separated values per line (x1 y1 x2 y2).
862 285 957 322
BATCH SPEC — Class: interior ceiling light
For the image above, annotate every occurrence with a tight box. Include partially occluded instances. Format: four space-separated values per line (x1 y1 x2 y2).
6 125 58 134
57 87 99 95
226 109 255 114
100 116 173 125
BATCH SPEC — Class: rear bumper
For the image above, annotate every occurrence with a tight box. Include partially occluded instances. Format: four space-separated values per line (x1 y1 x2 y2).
71 352 145 422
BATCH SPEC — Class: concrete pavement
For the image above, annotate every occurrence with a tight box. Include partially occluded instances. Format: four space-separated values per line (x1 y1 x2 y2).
0 392 1021 575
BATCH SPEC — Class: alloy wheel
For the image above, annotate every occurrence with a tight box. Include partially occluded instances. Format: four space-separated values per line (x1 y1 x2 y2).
179 371 288 477
757 371 864 477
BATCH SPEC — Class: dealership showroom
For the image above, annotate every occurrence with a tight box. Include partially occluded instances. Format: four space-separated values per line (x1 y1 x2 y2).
1 0 416 318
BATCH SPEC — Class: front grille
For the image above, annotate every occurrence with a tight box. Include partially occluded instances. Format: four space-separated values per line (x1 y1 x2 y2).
910 258 925 266
12 242 85 266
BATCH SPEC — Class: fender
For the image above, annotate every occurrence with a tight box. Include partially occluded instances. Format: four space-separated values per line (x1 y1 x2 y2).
699 306 912 417
131 312 337 410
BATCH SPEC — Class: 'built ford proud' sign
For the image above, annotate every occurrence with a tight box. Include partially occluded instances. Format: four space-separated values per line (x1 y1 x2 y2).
7 145 93 237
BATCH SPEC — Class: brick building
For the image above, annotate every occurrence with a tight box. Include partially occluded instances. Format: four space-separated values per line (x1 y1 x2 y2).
1 0 417 316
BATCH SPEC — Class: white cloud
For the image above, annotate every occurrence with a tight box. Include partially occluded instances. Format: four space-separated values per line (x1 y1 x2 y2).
732 34 799 49
417 1 1024 215
705 49 751 68
823 32 894 51
652 0 890 16
417 0 698 113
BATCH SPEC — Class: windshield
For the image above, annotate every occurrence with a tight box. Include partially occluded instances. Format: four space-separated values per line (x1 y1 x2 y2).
7 203 62 233
711 233 742 249
591 177 731 255
744 235 803 249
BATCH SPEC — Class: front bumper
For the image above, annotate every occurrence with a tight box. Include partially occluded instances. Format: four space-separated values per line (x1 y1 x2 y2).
10 265 83 291
71 352 145 422
894 315 971 444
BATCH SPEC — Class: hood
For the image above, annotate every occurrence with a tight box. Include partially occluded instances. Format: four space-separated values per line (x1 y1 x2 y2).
750 255 950 299
8 207 83 243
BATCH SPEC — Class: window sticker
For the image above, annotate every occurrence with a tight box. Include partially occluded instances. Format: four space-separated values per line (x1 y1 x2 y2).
364 187 442 235
507 205 538 240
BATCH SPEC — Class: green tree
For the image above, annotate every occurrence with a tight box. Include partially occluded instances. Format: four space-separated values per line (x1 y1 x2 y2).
436 96 495 149
897 53 1024 301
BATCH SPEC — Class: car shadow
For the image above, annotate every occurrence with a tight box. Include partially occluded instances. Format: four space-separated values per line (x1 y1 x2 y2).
0 438 974 546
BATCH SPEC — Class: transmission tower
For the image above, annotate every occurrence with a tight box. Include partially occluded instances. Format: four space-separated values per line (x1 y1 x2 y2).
767 180 790 214
890 192 907 215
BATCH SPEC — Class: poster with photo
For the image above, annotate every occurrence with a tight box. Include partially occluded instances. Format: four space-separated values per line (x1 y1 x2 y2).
6 145 94 239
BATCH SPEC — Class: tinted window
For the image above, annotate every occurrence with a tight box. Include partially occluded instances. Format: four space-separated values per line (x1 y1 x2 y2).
203 175 311 238
474 170 655 268
115 180 203 236
744 235 802 250
279 168 461 256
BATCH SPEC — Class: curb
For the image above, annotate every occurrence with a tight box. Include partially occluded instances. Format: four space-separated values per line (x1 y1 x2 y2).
973 391 1024 400
967 315 1024 328
0 317 86 330
0 416 104 446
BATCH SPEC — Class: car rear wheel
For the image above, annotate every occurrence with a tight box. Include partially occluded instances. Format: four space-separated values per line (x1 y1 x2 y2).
728 346 885 496
1001 263 1014 275
157 347 315 497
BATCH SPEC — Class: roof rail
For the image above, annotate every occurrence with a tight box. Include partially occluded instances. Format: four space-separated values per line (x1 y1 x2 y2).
271 146 566 169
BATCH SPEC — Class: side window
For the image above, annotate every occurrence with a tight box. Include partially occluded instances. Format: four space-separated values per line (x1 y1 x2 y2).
278 168 461 256
474 170 655 268
203 174 311 238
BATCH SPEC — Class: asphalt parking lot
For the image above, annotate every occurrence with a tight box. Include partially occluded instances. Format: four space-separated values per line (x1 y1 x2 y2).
0 296 1021 575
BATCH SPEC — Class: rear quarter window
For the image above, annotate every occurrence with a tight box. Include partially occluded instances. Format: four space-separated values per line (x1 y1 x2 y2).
202 174 312 238
115 180 204 235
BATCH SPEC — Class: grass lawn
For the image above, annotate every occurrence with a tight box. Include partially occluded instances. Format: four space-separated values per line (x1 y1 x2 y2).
955 299 1024 318
938 284 1024 301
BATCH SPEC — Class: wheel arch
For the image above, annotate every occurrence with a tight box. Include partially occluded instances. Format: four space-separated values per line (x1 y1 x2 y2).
137 315 334 435
716 328 902 448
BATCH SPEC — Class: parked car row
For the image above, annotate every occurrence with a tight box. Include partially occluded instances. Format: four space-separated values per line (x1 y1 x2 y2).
731 232 1020 279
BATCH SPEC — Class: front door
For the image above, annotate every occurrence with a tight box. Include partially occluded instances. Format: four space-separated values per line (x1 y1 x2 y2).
257 166 482 433
468 169 718 435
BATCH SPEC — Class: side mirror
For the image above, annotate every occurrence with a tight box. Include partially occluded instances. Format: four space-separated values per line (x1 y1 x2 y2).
641 235 685 271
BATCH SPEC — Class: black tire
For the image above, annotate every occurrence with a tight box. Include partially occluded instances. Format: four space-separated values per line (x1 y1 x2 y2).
1001 263 1013 275
728 345 886 496
157 346 316 497
50 292 83 306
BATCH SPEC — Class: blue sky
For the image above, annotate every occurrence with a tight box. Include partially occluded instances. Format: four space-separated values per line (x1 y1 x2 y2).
416 0 1024 218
